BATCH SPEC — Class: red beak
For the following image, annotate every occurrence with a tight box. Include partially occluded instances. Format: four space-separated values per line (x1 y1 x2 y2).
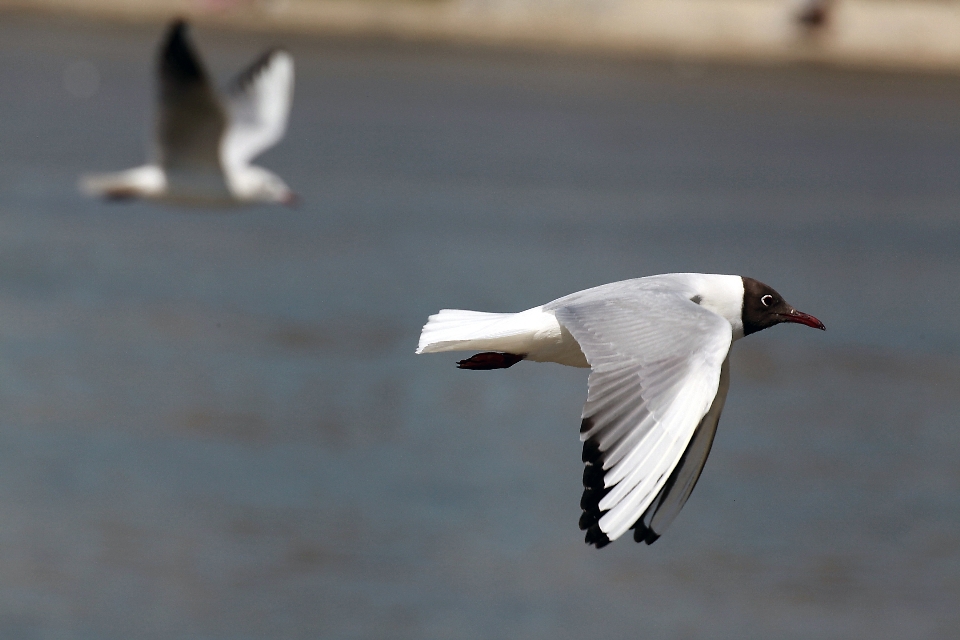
780 309 825 330
282 192 300 208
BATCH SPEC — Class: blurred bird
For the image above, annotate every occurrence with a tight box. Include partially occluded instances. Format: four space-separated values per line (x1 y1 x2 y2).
794 0 832 31
81 20 296 206
417 274 825 548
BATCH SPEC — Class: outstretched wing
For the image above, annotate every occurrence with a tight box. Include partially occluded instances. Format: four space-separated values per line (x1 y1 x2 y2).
221 49 294 169
155 20 226 173
549 291 732 547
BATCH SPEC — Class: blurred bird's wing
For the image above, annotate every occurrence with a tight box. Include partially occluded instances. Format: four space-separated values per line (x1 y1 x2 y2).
548 290 732 546
221 49 294 169
155 20 226 174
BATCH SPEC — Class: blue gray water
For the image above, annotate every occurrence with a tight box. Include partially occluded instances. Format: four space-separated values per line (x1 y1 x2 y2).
0 13 959 639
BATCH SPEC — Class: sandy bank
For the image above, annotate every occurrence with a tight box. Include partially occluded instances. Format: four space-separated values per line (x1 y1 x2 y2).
6 0 960 73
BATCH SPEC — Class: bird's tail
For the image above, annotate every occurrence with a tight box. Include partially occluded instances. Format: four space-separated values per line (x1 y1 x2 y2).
78 172 123 198
416 308 541 355
78 165 164 200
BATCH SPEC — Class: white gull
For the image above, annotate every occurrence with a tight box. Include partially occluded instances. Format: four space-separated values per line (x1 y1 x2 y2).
417 273 825 547
81 20 296 207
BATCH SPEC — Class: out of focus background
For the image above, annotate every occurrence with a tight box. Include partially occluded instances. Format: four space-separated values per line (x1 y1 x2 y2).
0 1 959 638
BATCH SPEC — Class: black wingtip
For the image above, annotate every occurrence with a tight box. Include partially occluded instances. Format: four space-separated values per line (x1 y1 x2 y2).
584 524 610 549
580 488 602 512
164 19 189 49
581 440 601 464
580 439 612 545
582 462 604 488
632 522 660 545
159 18 206 85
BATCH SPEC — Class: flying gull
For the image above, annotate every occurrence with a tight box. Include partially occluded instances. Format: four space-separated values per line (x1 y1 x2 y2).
81 20 296 206
417 274 825 548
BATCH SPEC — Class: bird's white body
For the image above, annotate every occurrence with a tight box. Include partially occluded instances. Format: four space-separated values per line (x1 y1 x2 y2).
417 274 746 366
83 163 290 207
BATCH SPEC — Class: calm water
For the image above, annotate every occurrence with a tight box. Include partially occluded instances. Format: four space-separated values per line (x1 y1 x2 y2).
0 14 959 639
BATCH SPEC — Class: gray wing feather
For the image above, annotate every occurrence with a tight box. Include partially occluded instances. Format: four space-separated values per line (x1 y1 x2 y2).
635 355 730 544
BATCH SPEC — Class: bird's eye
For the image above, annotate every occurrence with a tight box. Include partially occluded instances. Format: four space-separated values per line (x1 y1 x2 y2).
761 294 774 307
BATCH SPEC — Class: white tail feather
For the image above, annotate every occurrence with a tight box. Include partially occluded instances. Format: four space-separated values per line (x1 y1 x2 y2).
79 165 165 199
416 307 549 355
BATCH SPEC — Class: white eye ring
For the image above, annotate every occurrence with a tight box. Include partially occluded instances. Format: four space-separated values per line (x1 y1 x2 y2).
761 294 774 307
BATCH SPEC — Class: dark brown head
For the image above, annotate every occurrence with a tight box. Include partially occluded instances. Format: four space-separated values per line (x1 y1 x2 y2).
741 277 825 336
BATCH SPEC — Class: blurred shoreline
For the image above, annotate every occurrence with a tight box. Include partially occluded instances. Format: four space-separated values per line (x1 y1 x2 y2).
5 0 960 74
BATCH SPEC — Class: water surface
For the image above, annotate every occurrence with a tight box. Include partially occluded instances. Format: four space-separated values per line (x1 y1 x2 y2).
0 14 959 639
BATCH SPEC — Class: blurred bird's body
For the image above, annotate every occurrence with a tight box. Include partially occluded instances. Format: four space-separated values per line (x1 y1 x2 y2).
81 21 296 207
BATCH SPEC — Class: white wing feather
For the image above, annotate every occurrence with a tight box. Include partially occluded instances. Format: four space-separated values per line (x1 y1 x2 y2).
222 49 294 169
639 356 730 541
549 290 732 543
